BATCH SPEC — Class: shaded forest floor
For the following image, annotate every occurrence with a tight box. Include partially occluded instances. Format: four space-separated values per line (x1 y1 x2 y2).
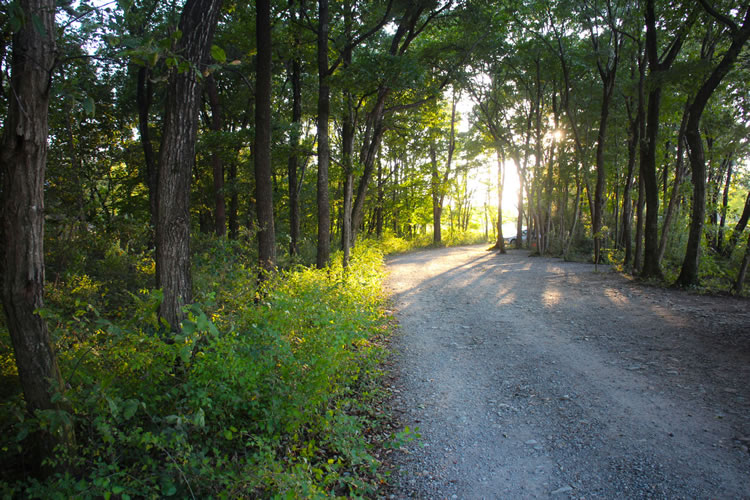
383 244 750 498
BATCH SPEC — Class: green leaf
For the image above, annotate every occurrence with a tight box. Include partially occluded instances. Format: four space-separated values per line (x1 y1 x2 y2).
106 396 118 416
192 408 205 428
15 427 28 442
160 477 177 497
179 344 192 364
181 321 196 336
210 45 226 63
122 399 139 420
116 0 133 12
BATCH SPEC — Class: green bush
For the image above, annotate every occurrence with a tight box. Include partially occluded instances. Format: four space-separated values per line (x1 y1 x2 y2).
1 243 391 498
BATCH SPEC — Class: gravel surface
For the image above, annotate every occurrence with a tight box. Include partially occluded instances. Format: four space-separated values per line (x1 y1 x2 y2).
385 245 750 499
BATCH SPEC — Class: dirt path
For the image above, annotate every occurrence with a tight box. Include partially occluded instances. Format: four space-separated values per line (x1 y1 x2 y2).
385 245 750 499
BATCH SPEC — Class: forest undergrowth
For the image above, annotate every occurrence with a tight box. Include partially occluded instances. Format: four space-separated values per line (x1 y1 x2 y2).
0 234 405 498
0 227 744 498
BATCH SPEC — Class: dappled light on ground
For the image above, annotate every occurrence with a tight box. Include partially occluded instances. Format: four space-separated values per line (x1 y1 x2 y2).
387 245 750 498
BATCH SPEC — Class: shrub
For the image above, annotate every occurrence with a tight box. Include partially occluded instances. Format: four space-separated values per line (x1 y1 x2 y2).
1 243 391 498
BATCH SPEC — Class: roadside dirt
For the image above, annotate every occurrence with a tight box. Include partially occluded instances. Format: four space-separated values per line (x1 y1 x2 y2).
384 245 750 499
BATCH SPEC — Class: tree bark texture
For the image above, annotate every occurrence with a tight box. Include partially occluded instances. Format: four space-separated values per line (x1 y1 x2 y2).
156 0 223 329
640 0 690 279
287 1 302 256
316 0 331 268
255 0 276 274
677 7 750 287
633 174 645 271
0 0 74 473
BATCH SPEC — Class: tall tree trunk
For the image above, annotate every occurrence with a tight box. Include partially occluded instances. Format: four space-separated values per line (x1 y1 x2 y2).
376 157 384 238
593 71 616 267
0 0 75 473
677 7 750 287
563 179 581 259
717 160 733 254
206 75 226 237
430 96 457 245
351 89 387 240
723 191 750 257
590 21 621 267
156 0 223 329
656 103 688 265
430 144 443 244
634 174 646 272
341 1 355 268
287 0 302 257
639 76 664 279
640 0 692 279
316 0 331 268
255 0 276 274
622 82 641 269
516 165 524 249
492 148 506 252
137 66 158 235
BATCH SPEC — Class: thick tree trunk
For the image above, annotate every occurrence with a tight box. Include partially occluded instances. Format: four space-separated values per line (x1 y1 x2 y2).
634 174 646 272
316 0 331 268
156 0 223 329
0 0 75 473
255 0 276 274
206 75 226 237
677 8 750 287
639 81 663 279
641 0 691 279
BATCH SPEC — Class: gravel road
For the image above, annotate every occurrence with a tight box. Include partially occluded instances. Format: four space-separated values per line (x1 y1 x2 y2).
385 245 750 499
